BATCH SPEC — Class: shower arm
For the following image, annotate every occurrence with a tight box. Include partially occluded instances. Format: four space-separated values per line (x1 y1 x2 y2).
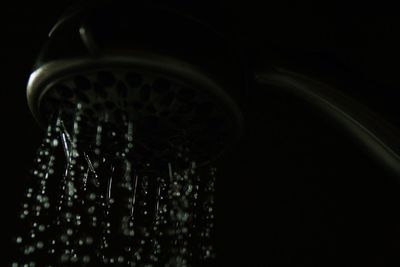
256 68 400 178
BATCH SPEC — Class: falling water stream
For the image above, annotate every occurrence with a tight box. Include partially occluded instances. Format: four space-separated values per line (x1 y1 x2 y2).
12 106 216 267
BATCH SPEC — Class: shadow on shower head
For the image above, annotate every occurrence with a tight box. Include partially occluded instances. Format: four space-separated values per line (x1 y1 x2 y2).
27 1 244 166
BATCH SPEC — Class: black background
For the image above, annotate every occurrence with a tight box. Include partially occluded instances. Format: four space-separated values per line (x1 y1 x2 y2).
2 1 400 266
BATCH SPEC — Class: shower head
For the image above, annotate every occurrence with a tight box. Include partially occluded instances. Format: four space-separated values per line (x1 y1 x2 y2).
27 2 244 165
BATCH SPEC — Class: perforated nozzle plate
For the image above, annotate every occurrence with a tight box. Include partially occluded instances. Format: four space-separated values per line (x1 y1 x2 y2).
28 57 243 164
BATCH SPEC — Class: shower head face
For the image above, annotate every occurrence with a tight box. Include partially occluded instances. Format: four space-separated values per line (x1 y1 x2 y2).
28 55 243 165
27 2 245 165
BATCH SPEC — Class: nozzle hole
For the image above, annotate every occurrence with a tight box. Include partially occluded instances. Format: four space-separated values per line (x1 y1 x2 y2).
97 71 116 87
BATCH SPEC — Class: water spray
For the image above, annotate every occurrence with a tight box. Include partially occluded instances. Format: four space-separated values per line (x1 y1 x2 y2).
13 2 244 266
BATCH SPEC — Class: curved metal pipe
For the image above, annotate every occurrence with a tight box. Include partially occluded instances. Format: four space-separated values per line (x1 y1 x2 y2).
256 68 400 178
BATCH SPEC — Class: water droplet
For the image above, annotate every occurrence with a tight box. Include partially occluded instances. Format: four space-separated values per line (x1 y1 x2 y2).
86 236 93 245
51 139 59 147
83 255 91 263
36 241 44 249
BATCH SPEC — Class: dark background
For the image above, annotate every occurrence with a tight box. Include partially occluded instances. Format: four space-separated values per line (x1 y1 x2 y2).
2 1 400 266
